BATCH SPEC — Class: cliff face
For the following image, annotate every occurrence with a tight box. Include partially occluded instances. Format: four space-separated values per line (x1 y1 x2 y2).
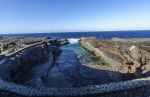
0 37 63 88
80 37 150 79
0 43 52 83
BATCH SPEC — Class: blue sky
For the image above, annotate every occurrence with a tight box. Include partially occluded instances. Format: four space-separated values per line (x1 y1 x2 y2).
0 0 150 34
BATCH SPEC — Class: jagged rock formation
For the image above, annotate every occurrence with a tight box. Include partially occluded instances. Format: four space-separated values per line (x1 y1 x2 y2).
79 37 150 79
0 37 64 96
59 38 69 45
0 37 64 87
0 42 51 81
0 37 68 55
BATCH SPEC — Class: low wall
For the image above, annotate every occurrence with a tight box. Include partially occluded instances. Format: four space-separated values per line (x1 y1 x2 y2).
0 78 150 96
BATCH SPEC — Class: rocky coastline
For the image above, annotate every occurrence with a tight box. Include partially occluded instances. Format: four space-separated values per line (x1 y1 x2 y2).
79 37 150 80
0 37 68 95
0 37 150 97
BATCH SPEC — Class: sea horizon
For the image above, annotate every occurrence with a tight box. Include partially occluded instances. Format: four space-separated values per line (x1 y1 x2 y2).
0 29 150 35
1 30 150 40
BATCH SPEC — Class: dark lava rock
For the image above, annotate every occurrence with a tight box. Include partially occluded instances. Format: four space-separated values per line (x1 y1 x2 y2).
59 38 69 45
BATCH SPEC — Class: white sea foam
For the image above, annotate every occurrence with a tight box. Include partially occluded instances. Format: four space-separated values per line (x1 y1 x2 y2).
68 38 79 44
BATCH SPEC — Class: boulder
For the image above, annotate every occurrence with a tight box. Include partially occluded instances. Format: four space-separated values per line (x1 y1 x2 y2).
44 36 51 39
59 38 69 45
48 39 60 46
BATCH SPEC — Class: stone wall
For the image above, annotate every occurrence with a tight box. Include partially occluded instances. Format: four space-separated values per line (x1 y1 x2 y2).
0 77 150 96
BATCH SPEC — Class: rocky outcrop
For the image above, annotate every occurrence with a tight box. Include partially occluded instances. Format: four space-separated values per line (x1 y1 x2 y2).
0 37 62 88
59 38 69 45
79 37 122 71
0 43 53 82
0 37 68 55
80 37 150 79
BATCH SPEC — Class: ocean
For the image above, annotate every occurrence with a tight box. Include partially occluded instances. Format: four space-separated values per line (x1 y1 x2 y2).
1 30 150 39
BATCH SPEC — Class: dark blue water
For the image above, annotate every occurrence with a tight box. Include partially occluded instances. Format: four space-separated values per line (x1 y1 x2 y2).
1 30 150 39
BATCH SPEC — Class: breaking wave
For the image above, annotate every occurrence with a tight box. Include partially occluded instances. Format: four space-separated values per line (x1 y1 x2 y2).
68 38 79 44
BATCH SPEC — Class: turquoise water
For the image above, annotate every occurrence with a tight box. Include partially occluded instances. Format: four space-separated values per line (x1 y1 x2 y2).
56 43 96 86
57 43 92 71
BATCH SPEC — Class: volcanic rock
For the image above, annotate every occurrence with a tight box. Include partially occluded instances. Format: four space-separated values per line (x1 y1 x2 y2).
80 37 150 78
59 38 69 45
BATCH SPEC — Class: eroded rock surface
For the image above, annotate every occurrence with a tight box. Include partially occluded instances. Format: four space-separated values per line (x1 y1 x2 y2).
0 37 64 87
59 38 69 45
0 37 64 90
0 37 68 56
80 37 150 80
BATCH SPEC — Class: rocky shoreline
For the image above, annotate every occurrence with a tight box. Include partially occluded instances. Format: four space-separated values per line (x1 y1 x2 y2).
0 37 150 97
79 37 150 80
0 37 69 96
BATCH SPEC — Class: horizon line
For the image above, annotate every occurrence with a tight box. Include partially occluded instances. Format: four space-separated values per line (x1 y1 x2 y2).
0 29 150 35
